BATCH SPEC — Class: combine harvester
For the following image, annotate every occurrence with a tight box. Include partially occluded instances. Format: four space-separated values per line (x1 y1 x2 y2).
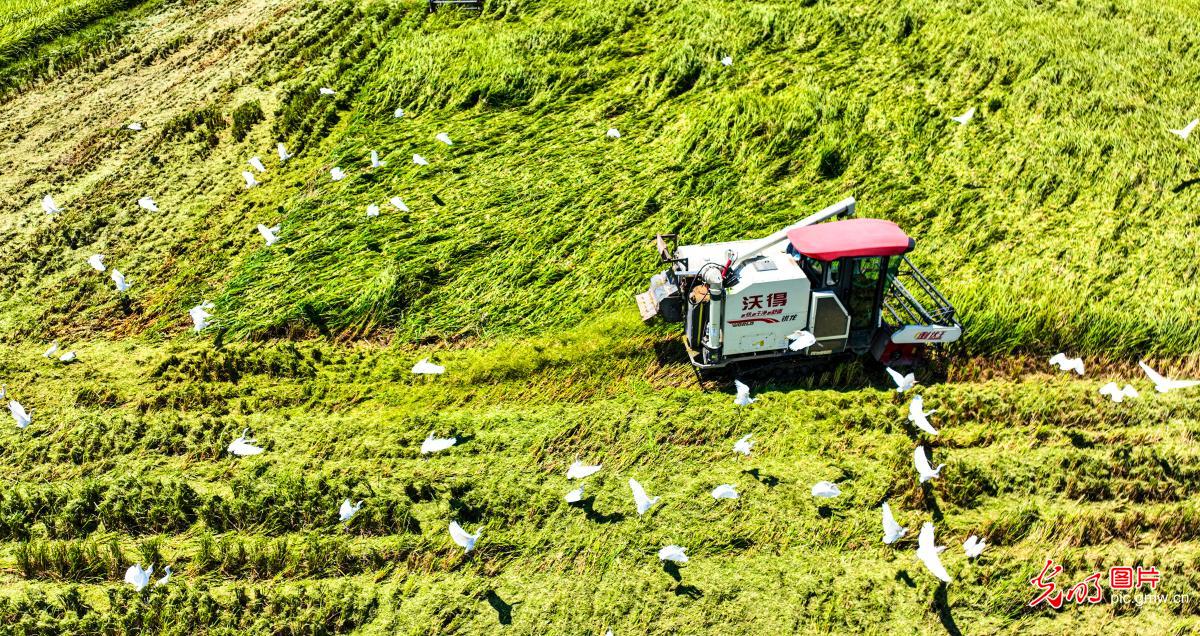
637 197 961 373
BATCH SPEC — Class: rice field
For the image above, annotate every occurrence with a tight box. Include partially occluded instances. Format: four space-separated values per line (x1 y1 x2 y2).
1 0 1200 633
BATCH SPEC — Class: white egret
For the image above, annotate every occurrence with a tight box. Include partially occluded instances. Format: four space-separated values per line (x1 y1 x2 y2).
1138 360 1200 393
137 196 158 212
156 566 171 586
566 461 601 480
435 132 453 146
886 367 916 392
59 351 76 363
449 521 480 553
112 269 129 293
42 195 61 215
629 478 660 515
124 564 153 591
277 143 292 162
366 204 380 218
43 341 58 358
87 254 106 272
951 108 975 125
917 522 951 582
733 380 755 406
787 330 816 351
228 428 264 456
412 358 445 374
914 446 944 483
127 123 143 131
811 481 841 498
1099 382 1138 403
242 171 258 188
711 484 739 500
963 535 986 558
908 395 938 435
420 432 456 454
1048 353 1084 375
882 502 907 544
189 302 214 332
330 167 346 181
733 433 753 456
257 223 280 246
389 197 409 212
394 108 405 118
370 151 385 168
249 156 266 172
319 87 335 95
658 545 688 563
565 484 584 503
720 55 732 66
413 154 429 165
9 400 31 429
1169 119 1199 140
339 499 363 522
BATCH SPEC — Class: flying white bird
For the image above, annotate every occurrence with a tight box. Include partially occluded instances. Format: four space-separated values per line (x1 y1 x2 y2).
249 156 266 172
59 351 76 363
566 461 602 480
435 132 453 146
733 433 753 456
1169 119 1199 140
127 123 143 131
733 380 755 406
420 432 456 454
882 502 907 544
277 143 292 162
257 223 280 246
87 254 106 272
124 564 153 591
629 478 660 515
963 535 986 559
9 400 30 429
228 428 264 456
242 171 258 188
366 204 380 218
907 394 938 435
811 481 841 498
137 196 158 212
42 195 61 215
565 484 584 503
339 499 363 522
658 545 688 563
886 367 916 392
189 302 214 332
319 87 335 95
711 484 739 500
951 107 975 125
389 197 409 212
1138 360 1200 393
720 55 733 66
394 108 405 118
156 566 171 587
449 521 480 553
111 269 129 293
606 128 620 138
412 358 445 374
787 330 817 351
370 151 386 168
1048 353 1085 375
43 341 58 358
914 446 944 483
1099 382 1139 403
413 154 429 165
916 522 951 583
330 167 346 181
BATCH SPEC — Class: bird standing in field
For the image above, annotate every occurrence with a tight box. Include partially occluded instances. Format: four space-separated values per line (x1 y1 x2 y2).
565 484 585 503
908 395 938 435
111 269 129 293
43 341 58 358
886 367 916 392
156 567 171 587
435 133 453 146
606 128 620 139
339 499 363 522
370 151 386 168
1049 353 1085 375
720 55 733 66
9 400 30 429
449 521 480 553
189 302 214 332
42 195 61 215
811 481 841 498
963 535 986 558
1169 119 1199 140
629 478 660 515
413 154 429 166
733 433 753 456
394 108 405 118
917 522 951 582
951 108 975 125
249 156 266 172
882 502 907 544
420 432 456 454
277 143 292 162
59 351 76 363
658 545 688 563
366 204 380 217
137 197 158 212
242 171 258 188
87 254 106 272
733 380 755 406
319 87 335 95
127 123 143 131
1138 360 1200 393
412 358 445 374
1099 382 1138 402
124 564 153 591
914 446 944 483
228 429 264 456
389 197 409 212
257 224 280 246
330 167 347 181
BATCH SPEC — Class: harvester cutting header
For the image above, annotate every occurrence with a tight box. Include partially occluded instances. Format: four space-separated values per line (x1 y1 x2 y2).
636 197 961 370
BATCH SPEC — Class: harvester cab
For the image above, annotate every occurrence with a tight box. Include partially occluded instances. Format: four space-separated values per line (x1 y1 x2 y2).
636 197 961 370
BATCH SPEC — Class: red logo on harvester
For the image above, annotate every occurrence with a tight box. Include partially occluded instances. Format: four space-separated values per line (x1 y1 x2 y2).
914 331 946 341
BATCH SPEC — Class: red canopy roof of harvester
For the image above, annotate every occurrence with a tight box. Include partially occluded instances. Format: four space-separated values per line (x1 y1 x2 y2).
786 218 914 261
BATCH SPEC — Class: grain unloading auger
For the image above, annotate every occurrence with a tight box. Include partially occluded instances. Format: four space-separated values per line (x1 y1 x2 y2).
636 197 962 370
